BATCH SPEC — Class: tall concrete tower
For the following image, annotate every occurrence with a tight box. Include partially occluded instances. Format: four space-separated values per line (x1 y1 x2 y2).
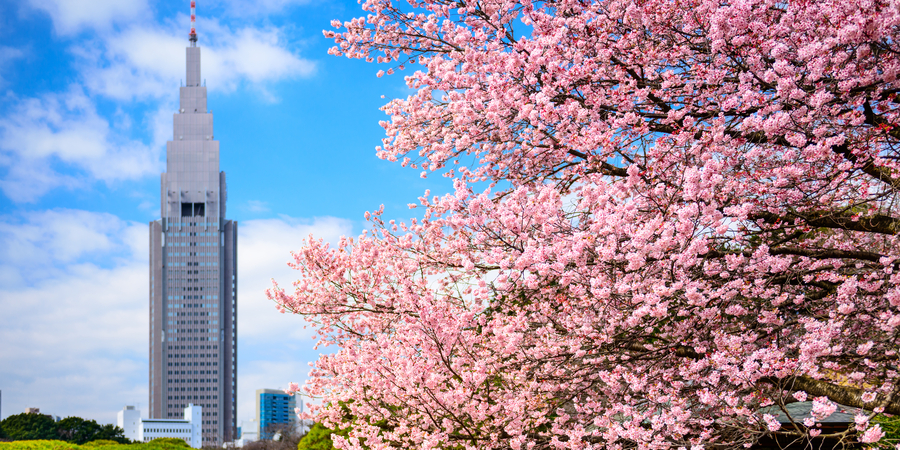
149 4 238 444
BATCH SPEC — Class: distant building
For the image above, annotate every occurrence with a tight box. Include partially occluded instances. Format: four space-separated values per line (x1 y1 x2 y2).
754 401 866 449
240 420 258 442
118 405 202 448
255 389 296 440
25 407 60 421
229 420 258 448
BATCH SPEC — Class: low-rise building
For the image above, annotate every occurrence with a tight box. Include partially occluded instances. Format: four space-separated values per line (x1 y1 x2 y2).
754 401 868 449
117 404 202 448
227 420 258 448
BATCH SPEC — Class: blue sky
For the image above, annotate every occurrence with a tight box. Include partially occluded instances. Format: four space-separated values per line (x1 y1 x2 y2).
0 0 452 427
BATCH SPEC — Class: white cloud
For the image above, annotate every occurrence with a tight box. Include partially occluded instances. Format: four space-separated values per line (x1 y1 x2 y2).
238 216 352 340
0 87 163 202
209 0 314 16
0 46 25 87
235 215 353 423
0 209 353 424
236 359 314 424
0 46 24 63
0 209 131 269
208 27 315 84
25 0 150 35
0 209 149 422
79 19 316 101
147 99 179 150
245 200 269 213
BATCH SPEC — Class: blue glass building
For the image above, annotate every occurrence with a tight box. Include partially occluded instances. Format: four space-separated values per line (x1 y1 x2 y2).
256 389 297 440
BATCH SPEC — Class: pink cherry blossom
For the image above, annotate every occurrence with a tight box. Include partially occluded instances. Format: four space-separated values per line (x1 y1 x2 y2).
811 397 837 421
860 425 885 444
270 0 900 448
762 414 781 432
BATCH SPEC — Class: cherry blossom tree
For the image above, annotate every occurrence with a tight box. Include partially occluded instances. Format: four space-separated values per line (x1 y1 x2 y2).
270 0 900 448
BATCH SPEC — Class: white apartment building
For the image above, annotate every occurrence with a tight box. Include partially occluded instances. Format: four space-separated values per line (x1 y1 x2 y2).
118 404 202 448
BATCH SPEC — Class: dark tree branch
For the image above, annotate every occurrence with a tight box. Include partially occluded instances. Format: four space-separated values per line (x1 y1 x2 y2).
707 247 884 263
752 211 900 236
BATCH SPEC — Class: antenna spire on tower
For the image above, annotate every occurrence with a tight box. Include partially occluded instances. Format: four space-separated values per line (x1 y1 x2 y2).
189 0 197 46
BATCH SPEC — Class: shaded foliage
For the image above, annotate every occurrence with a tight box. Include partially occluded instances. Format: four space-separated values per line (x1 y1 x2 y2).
868 415 900 450
56 418 102 444
296 423 346 450
0 414 126 445
0 414 58 441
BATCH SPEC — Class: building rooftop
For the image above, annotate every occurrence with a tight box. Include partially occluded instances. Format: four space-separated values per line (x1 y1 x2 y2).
759 401 866 424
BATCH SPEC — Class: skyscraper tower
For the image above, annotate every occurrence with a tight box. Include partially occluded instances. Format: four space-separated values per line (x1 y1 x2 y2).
149 3 238 444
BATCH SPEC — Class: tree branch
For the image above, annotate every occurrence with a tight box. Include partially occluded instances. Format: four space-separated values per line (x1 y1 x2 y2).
761 375 900 416
751 211 900 235
707 246 884 263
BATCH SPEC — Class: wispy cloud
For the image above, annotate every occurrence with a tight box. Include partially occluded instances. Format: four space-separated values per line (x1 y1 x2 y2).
245 200 270 213
0 46 25 88
0 210 352 423
237 215 353 340
0 209 149 421
0 209 140 271
78 19 316 101
23 0 151 35
236 215 353 422
0 86 163 202
209 0 315 17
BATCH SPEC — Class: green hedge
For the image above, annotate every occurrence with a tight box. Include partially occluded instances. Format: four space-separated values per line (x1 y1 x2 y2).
0 439 190 450
0 441 81 450
869 415 900 449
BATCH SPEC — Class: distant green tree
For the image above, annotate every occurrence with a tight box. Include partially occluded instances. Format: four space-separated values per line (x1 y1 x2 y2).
54 417 127 444
0 413 127 444
92 424 129 444
0 413 58 440
296 423 350 450
56 417 102 444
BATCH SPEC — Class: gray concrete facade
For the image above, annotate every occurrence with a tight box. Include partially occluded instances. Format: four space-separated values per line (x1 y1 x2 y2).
149 42 237 446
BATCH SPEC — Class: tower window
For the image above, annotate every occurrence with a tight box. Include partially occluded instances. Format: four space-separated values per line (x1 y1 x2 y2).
182 203 206 217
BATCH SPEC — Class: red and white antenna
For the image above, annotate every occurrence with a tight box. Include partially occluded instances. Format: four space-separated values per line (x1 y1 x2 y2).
189 0 197 44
